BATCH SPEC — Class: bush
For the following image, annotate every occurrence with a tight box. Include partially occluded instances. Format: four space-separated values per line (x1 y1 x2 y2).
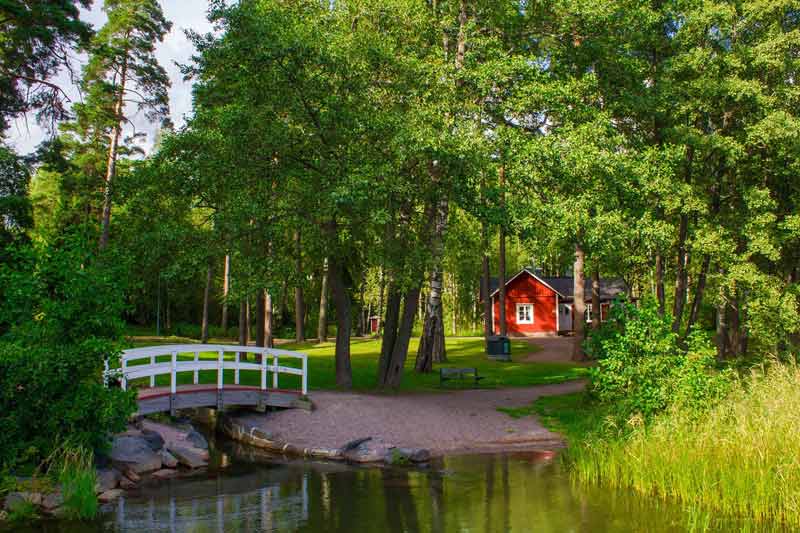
571 362 800 526
55 447 98 520
0 230 135 470
587 299 733 421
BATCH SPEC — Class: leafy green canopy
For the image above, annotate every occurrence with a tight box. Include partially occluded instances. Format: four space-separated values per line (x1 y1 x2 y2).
0 229 135 470
0 0 92 132
587 300 733 421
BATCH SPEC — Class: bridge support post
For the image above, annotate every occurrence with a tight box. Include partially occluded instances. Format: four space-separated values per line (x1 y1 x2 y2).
217 349 224 410
170 393 177 417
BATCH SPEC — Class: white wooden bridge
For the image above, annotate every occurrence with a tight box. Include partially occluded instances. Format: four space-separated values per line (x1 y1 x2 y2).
105 344 308 415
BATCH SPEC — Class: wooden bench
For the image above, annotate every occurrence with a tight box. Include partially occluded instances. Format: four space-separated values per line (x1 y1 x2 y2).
439 367 484 388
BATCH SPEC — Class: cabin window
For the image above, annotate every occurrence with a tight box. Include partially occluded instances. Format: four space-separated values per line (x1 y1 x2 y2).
516 303 534 324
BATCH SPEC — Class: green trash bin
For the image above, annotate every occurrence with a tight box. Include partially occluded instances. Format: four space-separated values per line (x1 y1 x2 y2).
486 335 511 361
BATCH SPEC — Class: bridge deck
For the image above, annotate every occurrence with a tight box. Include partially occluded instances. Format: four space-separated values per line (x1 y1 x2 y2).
135 384 303 415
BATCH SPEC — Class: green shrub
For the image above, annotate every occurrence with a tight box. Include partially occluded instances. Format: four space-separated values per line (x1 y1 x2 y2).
571 362 800 526
0 229 136 470
587 300 732 421
54 447 98 520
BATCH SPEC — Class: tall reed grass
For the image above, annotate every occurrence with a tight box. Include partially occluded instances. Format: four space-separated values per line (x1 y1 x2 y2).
48 446 98 520
570 362 800 526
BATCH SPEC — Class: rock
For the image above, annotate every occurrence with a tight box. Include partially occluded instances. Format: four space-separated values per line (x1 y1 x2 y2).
393 447 432 463
123 468 141 483
185 429 208 450
4 492 41 511
41 492 63 512
95 468 120 494
0 510 7 521
110 435 162 474
160 449 178 468
140 429 165 451
341 437 372 452
150 469 178 480
342 439 392 463
118 477 137 490
168 446 208 469
98 489 124 503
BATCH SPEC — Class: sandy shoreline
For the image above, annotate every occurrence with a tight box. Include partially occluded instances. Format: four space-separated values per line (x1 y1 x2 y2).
226 380 586 457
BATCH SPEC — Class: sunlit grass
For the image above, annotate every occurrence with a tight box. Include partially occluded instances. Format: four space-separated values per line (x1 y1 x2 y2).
537 363 800 527
124 336 588 392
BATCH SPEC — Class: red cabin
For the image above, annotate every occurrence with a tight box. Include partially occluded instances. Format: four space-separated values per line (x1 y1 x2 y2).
488 268 627 336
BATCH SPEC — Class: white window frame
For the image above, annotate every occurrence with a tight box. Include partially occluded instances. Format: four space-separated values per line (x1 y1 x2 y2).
585 303 593 323
516 303 534 324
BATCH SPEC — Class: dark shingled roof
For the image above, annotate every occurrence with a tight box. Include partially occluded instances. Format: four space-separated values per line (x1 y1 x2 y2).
489 268 629 301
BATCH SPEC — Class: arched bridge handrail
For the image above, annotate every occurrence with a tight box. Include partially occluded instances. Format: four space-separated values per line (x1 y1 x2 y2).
104 344 308 396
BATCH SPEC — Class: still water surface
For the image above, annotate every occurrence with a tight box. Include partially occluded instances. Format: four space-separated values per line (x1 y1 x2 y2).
16 438 774 532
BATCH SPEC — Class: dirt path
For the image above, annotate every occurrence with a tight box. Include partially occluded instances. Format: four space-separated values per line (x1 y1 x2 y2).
521 336 594 366
231 380 586 456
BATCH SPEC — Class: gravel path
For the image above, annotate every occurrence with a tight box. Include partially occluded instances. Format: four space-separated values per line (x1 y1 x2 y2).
520 335 593 364
232 380 586 455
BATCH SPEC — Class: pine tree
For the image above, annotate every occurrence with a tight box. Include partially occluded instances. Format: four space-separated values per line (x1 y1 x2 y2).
78 0 171 249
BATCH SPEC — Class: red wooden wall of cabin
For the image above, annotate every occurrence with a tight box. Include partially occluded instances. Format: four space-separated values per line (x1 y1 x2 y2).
492 273 558 335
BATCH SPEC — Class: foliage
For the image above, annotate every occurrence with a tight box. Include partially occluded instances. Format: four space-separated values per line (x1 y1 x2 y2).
0 144 32 249
586 300 733 420
53 447 98 520
559 363 800 527
0 0 92 131
0 229 135 470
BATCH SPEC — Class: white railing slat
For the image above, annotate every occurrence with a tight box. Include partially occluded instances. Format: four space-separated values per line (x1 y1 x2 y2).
107 344 308 398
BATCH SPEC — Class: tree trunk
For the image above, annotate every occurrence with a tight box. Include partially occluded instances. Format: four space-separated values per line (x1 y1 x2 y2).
98 55 128 250
591 268 600 330
318 259 329 342
265 290 274 348
415 269 446 373
572 243 586 361
328 255 352 388
672 213 689 332
357 277 366 336
498 166 507 336
481 224 492 338
279 281 288 329
455 0 467 70
221 254 230 333
201 262 213 343
165 283 171 331
294 230 305 342
379 286 421 388
417 196 449 372
655 253 665 315
256 290 266 348
378 286 402 383
377 267 385 335
498 228 507 336
238 298 250 359
684 254 710 338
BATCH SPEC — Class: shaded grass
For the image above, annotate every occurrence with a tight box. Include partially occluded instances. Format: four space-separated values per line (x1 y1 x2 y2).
124 337 588 392
534 364 800 528
54 448 97 520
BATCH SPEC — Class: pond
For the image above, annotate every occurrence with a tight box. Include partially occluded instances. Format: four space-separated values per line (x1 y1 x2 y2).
10 437 772 532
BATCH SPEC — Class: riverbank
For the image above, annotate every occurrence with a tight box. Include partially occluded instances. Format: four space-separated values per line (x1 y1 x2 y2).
534 364 800 528
223 381 587 462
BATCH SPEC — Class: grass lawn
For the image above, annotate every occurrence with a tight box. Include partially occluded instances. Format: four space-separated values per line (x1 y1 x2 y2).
124 336 588 393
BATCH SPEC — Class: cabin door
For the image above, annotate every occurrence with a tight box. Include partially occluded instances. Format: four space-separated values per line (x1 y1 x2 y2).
559 303 573 331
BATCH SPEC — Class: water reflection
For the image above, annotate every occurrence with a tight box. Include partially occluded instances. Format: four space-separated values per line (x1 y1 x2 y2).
9 442 784 533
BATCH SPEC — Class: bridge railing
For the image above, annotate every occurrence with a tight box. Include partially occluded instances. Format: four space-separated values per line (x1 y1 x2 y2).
104 344 308 396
